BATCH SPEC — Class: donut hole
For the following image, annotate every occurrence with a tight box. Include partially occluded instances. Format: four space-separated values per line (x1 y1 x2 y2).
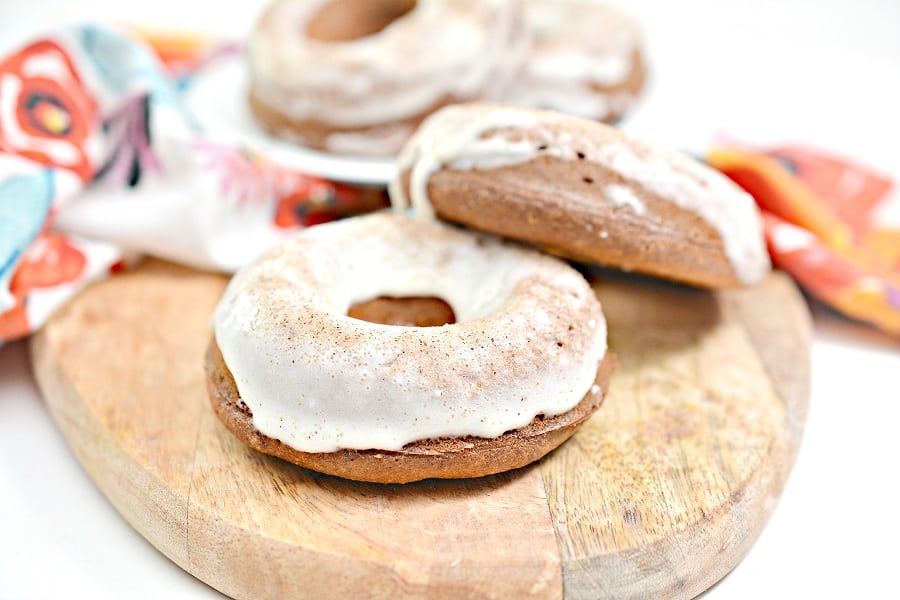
306 0 417 42
348 296 456 327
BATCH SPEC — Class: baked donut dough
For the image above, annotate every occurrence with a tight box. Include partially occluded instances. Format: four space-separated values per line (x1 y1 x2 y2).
207 212 612 483
503 0 646 122
390 103 770 288
247 0 530 156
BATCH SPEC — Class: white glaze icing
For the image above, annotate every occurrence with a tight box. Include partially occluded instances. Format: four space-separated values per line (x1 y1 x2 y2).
389 103 771 285
501 0 642 120
213 212 607 452
389 105 540 221
248 0 529 129
605 183 646 215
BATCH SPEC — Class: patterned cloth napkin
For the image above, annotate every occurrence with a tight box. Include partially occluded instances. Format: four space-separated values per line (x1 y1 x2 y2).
0 25 385 342
1 25 897 343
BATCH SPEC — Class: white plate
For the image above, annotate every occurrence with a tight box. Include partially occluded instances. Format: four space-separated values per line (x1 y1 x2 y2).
183 54 396 187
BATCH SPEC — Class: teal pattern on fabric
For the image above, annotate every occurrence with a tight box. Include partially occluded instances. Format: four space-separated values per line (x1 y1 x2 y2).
0 170 55 288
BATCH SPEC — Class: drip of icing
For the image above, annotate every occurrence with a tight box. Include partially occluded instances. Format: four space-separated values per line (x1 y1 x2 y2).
389 104 770 284
390 106 540 220
213 213 607 452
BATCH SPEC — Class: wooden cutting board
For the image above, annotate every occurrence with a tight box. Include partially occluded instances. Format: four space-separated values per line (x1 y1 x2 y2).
30 258 810 600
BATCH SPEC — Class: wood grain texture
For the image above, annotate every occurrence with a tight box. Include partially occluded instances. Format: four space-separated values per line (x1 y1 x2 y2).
540 271 811 599
31 260 561 600
30 259 810 599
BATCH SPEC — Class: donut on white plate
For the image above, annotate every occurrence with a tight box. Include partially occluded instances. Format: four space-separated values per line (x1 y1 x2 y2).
246 0 531 156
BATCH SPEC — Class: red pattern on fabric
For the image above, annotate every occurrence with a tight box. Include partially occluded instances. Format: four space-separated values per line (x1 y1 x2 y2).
0 40 99 182
275 182 389 229
768 146 894 241
0 230 86 339
763 214 859 293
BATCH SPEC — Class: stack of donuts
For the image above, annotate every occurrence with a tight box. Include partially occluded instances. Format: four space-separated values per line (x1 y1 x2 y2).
247 0 647 156
206 101 771 483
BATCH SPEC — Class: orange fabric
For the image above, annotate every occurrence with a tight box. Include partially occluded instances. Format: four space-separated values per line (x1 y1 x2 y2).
709 147 900 334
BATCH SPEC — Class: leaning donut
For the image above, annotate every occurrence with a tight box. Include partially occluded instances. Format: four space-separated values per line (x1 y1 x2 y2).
502 0 647 122
247 0 530 156
390 103 770 288
207 212 612 483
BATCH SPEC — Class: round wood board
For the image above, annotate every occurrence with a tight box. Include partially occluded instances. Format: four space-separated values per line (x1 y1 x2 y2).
30 259 810 600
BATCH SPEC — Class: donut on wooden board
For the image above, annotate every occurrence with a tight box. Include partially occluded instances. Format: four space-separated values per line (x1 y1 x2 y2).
207 213 613 483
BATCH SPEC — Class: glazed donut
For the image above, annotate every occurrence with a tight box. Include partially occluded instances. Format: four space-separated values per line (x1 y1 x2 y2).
247 0 530 156
390 103 770 288
502 0 646 122
207 212 612 483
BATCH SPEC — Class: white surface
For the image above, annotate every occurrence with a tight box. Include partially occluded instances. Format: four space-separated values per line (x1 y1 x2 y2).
1 0 900 598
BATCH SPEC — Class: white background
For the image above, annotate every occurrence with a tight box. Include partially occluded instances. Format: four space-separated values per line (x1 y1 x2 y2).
1 0 899 598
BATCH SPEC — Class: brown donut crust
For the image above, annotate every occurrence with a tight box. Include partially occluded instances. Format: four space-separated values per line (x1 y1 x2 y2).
205 338 615 484
305 0 418 42
401 155 743 289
